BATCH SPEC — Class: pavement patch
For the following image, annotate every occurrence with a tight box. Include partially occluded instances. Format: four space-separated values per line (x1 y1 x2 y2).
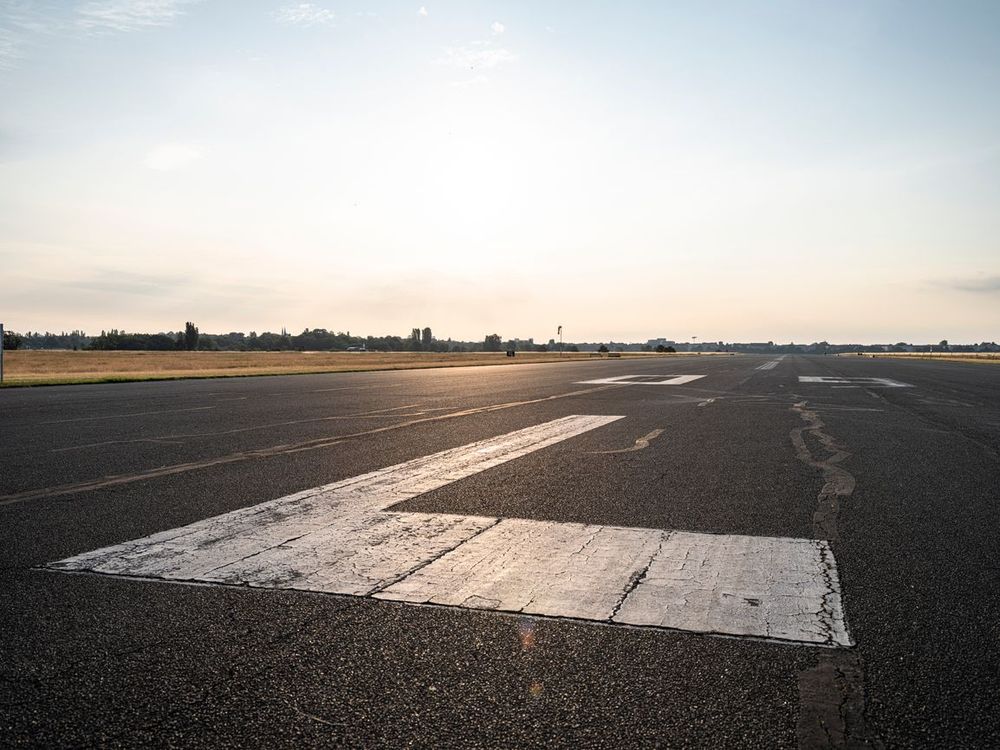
588 428 665 454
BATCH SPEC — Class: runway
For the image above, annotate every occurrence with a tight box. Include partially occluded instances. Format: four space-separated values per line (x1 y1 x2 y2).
2 354 998 746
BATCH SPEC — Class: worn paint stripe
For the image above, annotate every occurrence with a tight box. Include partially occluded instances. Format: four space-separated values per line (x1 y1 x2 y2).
611 532 850 645
47 416 621 587
375 519 664 620
798 376 911 388
375 522 850 646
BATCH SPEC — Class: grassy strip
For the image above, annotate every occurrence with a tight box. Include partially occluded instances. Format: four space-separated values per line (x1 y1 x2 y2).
0 350 716 388
841 353 1000 365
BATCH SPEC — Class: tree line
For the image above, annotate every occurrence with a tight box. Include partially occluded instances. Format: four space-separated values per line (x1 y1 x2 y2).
3 325 528 353
7 326 994 353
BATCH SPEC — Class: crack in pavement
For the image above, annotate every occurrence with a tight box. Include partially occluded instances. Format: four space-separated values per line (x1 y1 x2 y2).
791 400 856 542
790 399 877 749
367 517 504 596
608 534 668 621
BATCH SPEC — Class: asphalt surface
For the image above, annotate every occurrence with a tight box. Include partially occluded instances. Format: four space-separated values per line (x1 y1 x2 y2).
1 354 998 748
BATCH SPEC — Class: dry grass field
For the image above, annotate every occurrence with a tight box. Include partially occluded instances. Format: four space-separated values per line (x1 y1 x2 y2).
0 350 697 387
841 352 1000 364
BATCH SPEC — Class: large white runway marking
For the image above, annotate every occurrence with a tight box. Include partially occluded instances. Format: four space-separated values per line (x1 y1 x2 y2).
49 415 619 589
575 375 705 386
49 416 851 648
376 523 850 646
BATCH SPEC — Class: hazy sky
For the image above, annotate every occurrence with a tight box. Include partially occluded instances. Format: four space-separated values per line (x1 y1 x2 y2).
2 1 999 343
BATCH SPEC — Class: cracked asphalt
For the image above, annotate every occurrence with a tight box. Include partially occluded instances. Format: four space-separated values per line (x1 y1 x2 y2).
1 354 998 747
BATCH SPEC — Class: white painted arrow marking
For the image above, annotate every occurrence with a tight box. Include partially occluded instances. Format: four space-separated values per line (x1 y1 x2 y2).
49 415 851 647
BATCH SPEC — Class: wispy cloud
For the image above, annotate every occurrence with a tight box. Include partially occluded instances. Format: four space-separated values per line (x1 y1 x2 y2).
418 6 428 17
441 40 516 70
77 0 199 33
143 143 202 171
1 2 191 70
490 20 504 35
1 2 66 70
276 3 335 27
2 3 56 35
0 27 20 71
942 275 1000 294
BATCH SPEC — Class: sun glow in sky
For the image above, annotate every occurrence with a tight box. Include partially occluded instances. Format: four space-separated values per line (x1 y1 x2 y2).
2 1 999 343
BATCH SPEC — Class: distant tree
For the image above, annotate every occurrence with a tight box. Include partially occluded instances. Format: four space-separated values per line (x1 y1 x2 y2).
87 330 177 350
184 322 199 351
2 330 24 350
598 344 609 353
484 333 502 352
655 344 667 353
421 327 433 349
939 339 949 350
410 328 423 351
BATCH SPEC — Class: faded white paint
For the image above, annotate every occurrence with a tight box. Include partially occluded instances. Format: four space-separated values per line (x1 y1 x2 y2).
49 415 852 648
49 415 621 589
756 360 781 370
376 520 664 621
576 375 705 386
798 376 912 388
612 532 851 646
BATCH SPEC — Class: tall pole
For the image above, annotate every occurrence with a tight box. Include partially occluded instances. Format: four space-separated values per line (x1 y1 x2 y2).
1 322 5 384
558 325 563 356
